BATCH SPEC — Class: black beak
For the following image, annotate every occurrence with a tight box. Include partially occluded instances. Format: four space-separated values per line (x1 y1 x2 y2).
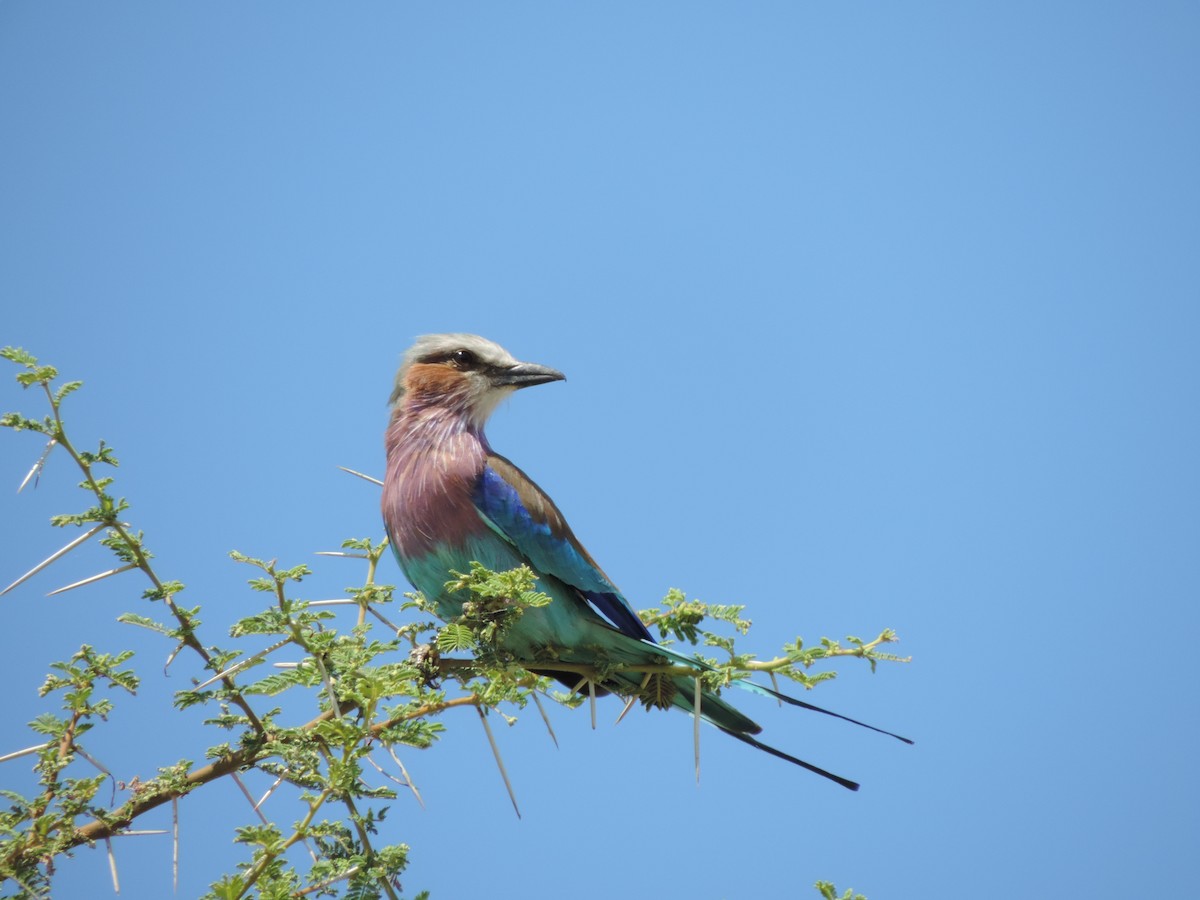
491 362 566 389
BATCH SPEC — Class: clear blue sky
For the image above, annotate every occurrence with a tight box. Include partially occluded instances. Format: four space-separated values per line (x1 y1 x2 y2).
2 3 1198 898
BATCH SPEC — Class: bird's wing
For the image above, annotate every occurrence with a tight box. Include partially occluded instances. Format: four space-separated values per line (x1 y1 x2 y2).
472 453 653 641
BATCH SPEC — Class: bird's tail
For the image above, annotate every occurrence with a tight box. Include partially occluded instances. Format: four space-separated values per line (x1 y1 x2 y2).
713 727 862 791
601 656 864 790
545 627 910 790
605 636 911 791
637 637 912 744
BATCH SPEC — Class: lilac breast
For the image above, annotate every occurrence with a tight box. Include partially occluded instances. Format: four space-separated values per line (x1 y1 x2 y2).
382 411 490 560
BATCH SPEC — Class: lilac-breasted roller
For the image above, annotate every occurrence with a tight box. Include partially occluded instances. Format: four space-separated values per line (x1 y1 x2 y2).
382 333 908 790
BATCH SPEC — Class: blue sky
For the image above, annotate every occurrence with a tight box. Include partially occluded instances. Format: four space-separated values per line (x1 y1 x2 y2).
2 3 1198 897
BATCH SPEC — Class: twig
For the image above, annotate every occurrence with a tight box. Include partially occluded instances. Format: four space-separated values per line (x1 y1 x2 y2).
312 653 342 719
368 694 480 737
7 870 49 899
240 771 323 871
339 789 400 900
26 378 269 740
296 864 363 896
234 789 331 899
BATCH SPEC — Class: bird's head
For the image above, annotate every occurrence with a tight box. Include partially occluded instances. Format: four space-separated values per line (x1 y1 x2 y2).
390 333 565 427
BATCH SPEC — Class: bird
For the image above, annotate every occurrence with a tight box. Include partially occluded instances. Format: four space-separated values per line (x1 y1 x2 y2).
381 333 909 790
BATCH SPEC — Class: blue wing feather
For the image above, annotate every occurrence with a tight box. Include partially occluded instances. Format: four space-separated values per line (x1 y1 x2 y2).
473 455 653 642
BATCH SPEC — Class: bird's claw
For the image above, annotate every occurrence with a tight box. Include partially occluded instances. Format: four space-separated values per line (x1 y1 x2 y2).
409 643 441 688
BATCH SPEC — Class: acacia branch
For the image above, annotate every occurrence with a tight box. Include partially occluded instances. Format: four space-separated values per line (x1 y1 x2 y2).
71 750 250 846
36 380 267 736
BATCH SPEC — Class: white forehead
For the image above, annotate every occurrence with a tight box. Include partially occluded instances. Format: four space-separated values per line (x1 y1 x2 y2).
390 333 519 405
402 333 518 369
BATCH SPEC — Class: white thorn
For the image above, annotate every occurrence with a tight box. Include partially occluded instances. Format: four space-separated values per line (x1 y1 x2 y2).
0 741 53 764
694 677 702 784
193 637 290 690
5 871 45 899
386 745 426 810
46 563 137 596
614 694 638 726
105 837 119 894
305 864 363 894
17 438 56 493
254 775 285 811
770 671 783 707
531 692 559 748
231 772 271 826
75 746 112 777
615 673 653 726
364 749 427 813
172 797 179 892
365 605 403 635
477 706 520 818
164 643 184 675
1 523 106 596
110 830 168 837
337 466 384 487
75 746 115 803
314 552 370 559
313 654 341 718
589 680 597 730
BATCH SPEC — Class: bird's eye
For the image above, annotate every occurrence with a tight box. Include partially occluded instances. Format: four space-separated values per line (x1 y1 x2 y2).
450 349 477 369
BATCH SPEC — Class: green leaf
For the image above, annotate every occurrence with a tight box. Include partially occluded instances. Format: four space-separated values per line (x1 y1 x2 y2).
0 411 51 433
638 673 677 710
1 346 39 367
436 623 475 652
54 380 84 403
